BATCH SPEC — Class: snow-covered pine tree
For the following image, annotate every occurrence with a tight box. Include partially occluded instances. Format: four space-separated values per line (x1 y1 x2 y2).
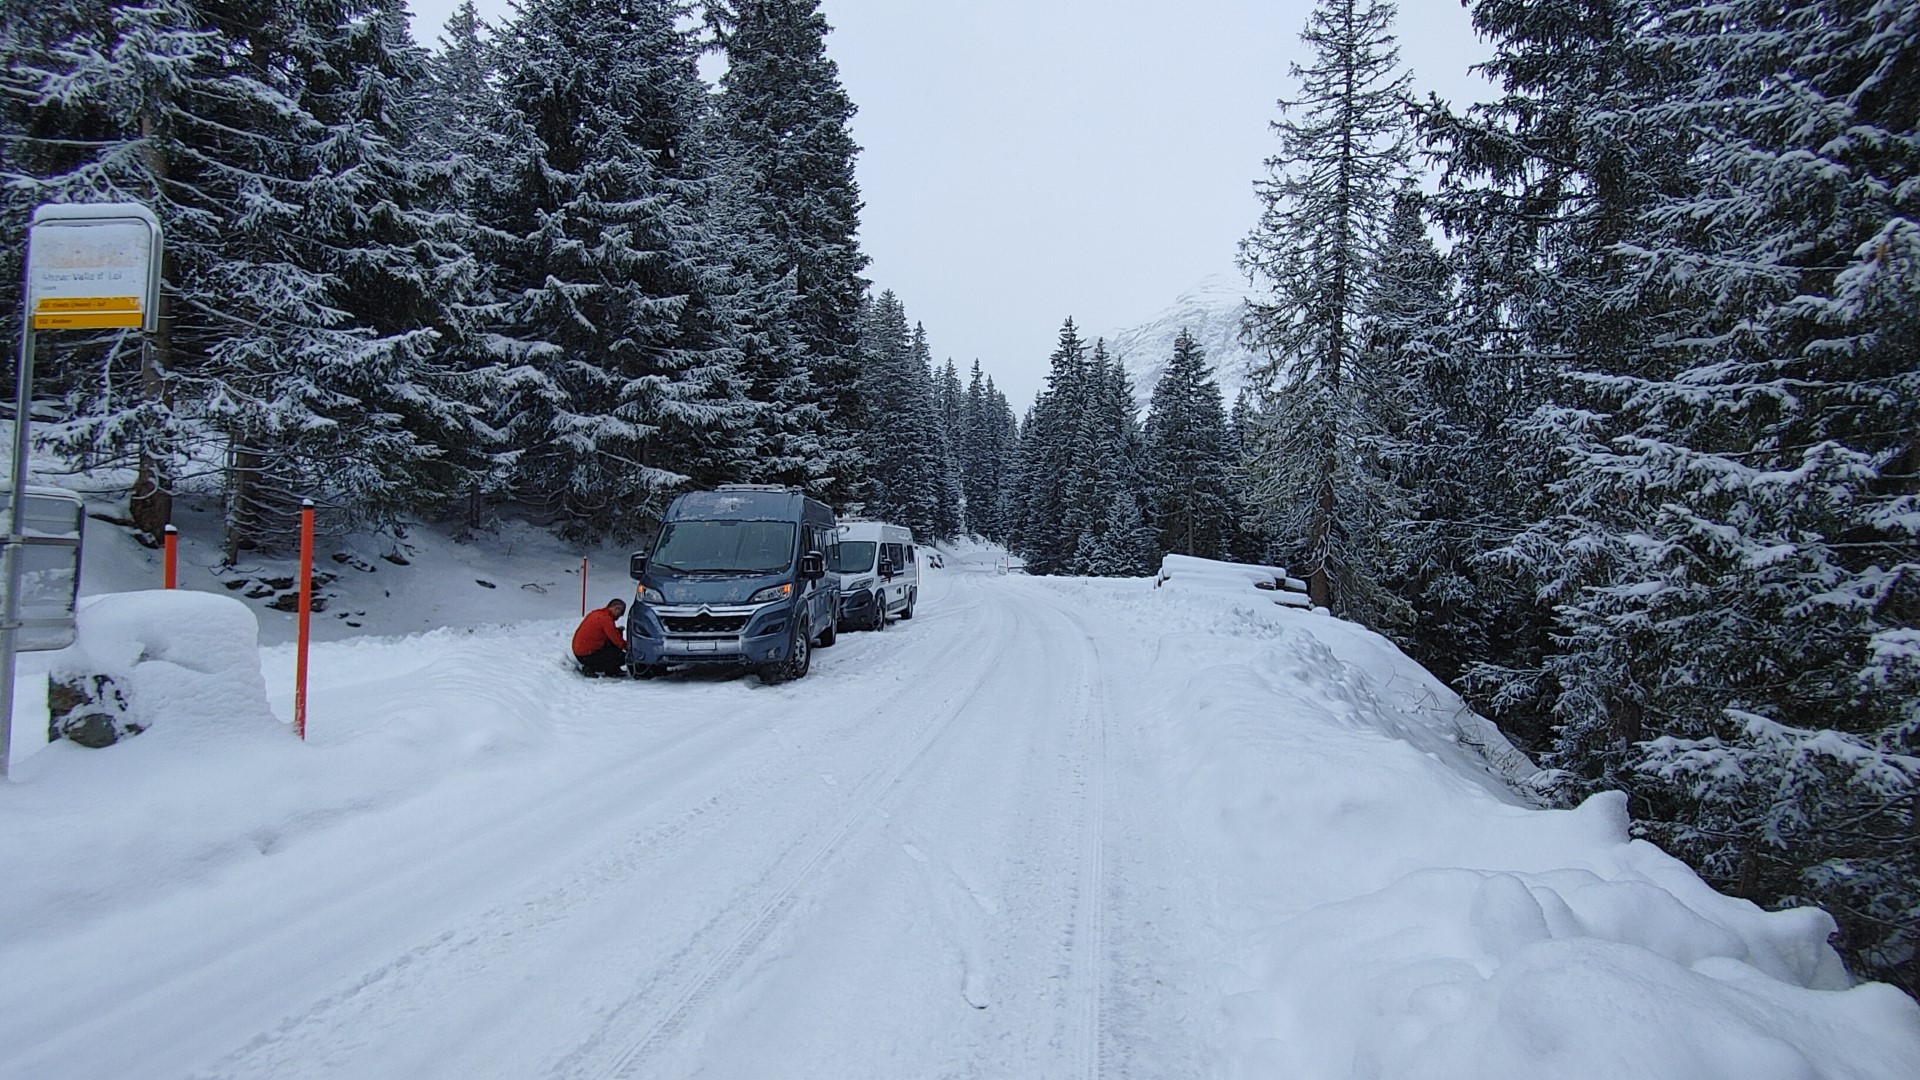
935 357 967 529
1238 0 1413 625
1223 388 1271 563
210 0 495 543
1550 0 1920 993
1082 341 1158 575
853 294 955 539
486 0 754 538
714 0 869 505
959 360 1015 541
4 0 489 552
1361 187 1506 684
1415 0 1685 747
1 0 232 539
1144 328 1234 560
411 0 521 521
1006 319 1091 575
916 327 965 541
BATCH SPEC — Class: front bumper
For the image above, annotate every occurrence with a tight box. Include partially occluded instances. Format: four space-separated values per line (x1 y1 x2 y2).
627 600 795 667
839 589 878 622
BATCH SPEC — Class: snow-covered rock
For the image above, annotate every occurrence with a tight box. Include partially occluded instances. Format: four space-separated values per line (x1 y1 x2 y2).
51 590 278 747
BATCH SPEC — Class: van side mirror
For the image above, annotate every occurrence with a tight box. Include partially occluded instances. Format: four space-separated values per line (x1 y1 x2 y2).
878 556 895 580
629 552 648 580
800 551 826 580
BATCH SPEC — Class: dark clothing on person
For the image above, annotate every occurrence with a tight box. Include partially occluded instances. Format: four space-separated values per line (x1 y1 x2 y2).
577 643 627 677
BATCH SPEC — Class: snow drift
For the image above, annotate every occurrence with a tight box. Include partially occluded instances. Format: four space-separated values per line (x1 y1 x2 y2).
1032 565 1920 1080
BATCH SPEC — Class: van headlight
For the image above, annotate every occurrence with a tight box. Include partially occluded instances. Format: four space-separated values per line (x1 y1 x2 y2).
747 582 794 604
635 585 664 604
843 577 873 593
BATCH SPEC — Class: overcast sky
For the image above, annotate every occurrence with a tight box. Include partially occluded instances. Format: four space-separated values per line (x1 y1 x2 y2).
407 1 1496 409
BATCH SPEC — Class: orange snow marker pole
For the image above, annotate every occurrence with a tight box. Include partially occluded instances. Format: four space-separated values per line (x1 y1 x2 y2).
295 499 314 741
162 524 178 589
581 557 588 616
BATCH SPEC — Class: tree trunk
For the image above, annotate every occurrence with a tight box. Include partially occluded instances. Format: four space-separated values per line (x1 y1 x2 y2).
224 445 259 564
1737 845 1762 901
130 111 173 541
129 333 172 540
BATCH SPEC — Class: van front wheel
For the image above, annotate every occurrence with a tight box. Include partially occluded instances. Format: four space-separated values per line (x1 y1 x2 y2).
761 620 812 684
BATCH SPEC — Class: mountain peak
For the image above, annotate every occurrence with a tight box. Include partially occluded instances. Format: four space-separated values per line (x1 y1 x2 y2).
1103 275 1262 405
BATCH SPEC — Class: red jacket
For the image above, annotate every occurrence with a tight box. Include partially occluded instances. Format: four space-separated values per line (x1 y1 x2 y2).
572 607 627 656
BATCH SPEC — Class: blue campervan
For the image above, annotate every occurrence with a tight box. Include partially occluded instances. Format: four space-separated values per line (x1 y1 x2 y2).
625 486 840 683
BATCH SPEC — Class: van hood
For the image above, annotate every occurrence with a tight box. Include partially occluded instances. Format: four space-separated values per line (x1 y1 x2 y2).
646 571 787 607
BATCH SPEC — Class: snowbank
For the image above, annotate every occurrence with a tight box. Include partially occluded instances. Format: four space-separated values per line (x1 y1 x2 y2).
0 617 576 943
1029 573 1920 1079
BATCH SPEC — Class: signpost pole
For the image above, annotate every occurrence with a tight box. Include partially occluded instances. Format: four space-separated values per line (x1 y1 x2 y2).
295 500 313 740
163 524 177 589
0 326 37 779
581 557 588 617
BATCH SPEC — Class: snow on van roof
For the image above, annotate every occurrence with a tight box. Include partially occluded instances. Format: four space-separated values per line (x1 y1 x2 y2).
670 489 802 520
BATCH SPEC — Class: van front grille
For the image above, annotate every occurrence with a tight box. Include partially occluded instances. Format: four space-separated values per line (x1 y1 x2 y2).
662 613 750 635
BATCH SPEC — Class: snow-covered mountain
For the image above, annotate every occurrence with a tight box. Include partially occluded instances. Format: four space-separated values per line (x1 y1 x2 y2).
1103 274 1262 406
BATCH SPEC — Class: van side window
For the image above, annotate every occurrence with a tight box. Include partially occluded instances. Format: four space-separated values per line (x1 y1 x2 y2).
882 543 904 570
906 545 916 567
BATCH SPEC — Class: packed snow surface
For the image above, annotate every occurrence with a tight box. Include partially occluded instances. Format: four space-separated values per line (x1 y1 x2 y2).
2 556 1915 1079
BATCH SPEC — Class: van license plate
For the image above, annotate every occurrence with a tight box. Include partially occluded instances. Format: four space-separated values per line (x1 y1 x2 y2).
687 640 717 652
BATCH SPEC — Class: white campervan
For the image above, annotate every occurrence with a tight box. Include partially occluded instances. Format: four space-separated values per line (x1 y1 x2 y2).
834 521 918 630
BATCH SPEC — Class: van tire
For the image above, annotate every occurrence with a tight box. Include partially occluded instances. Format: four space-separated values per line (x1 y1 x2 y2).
900 588 916 620
818 615 837 648
761 621 811 684
871 592 887 631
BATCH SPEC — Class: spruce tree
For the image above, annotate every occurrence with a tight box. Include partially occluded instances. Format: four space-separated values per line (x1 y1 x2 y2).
714 0 869 504
1239 0 1413 623
3 0 488 552
1144 329 1234 560
1007 319 1091 574
1545 0 1920 993
1417 0 1685 744
487 0 753 537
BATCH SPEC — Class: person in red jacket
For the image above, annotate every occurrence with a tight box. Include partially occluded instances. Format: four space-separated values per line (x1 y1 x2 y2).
572 598 629 677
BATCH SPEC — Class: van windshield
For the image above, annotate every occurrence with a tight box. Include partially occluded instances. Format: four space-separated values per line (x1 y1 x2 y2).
651 520 795 574
834 541 876 574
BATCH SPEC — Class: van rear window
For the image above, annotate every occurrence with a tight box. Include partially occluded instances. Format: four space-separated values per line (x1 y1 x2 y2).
652 521 795 574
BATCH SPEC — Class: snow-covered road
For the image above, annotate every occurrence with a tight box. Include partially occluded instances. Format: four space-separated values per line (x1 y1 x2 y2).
2 568 1223 1078
3 562 1916 1079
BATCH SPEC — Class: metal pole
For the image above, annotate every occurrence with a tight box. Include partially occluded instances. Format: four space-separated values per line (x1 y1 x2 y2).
0 327 37 779
581 557 588 617
295 499 313 740
163 524 177 589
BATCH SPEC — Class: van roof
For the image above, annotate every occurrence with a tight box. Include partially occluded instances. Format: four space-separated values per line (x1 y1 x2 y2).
667 488 832 523
837 521 912 539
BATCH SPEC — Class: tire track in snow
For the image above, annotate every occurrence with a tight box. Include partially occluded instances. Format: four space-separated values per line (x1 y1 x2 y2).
576 592 1022 1080
193 597 1008 1080
1037 592 1111 1080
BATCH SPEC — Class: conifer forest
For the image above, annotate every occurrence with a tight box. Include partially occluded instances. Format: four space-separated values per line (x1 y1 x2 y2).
4 1 1917 994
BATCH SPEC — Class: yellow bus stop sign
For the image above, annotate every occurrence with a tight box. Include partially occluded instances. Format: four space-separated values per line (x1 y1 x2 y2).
26 204 162 333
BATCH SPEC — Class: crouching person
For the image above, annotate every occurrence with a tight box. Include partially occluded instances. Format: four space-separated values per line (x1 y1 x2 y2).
573 598 629 677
